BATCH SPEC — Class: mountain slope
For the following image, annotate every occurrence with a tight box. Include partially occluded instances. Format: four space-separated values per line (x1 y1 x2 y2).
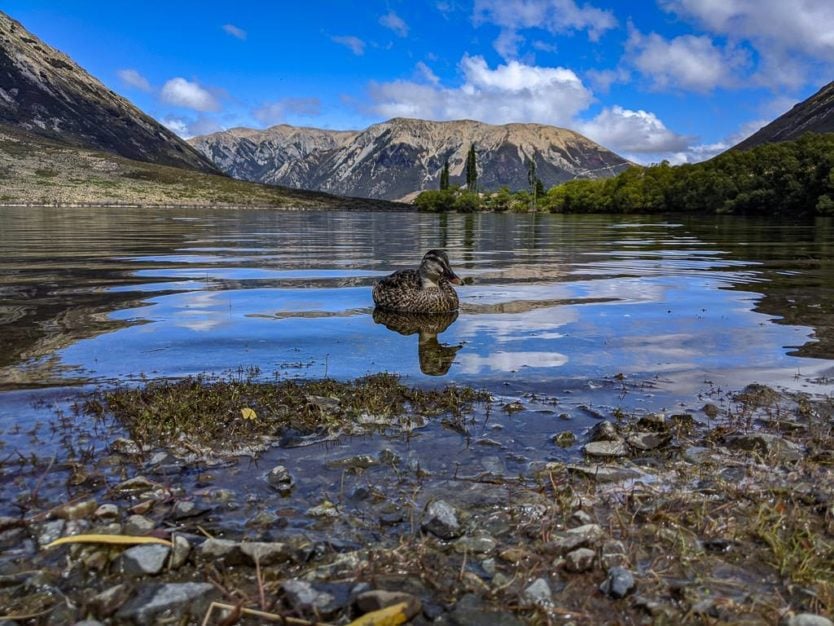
0 11 216 172
733 81 834 151
190 118 631 201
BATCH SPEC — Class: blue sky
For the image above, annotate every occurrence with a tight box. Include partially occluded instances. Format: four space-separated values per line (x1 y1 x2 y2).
5 1 834 164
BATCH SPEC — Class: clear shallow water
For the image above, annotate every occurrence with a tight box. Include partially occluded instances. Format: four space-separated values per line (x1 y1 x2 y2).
2 207 834 443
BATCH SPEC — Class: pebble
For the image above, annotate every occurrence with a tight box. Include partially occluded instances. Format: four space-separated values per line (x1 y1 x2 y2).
240 541 294 566
35 519 65 547
282 580 351 617
584 440 628 458
115 582 215 625
627 431 671 450
199 538 245 564
121 544 170 576
599 566 636 598
589 420 620 441
453 532 497 555
56 498 97 520
89 583 131 617
784 614 834 626
124 514 155 535
601 539 628 569
171 500 210 520
548 523 605 554
170 535 191 569
552 431 576 447
113 476 158 495
94 504 119 520
422 500 463 539
565 547 596 572
566 463 643 482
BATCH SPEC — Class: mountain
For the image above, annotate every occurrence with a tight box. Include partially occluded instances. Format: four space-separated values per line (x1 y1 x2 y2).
190 118 631 201
733 80 834 151
0 11 215 172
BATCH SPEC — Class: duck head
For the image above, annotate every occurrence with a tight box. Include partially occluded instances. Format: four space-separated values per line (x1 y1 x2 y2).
419 249 462 289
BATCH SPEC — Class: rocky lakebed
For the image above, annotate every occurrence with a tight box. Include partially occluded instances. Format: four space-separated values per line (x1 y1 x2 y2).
0 373 832 625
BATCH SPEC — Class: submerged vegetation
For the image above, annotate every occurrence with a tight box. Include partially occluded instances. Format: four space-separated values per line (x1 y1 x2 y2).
416 133 834 217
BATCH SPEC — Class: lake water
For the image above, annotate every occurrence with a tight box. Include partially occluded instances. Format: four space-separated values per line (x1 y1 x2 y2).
2 207 834 463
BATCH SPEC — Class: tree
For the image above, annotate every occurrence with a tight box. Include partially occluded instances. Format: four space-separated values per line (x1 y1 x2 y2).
465 145 478 192
439 159 450 191
527 157 538 210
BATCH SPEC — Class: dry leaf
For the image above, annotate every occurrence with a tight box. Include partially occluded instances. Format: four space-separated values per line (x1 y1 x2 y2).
346 602 409 626
241 407 257 420
44 534 172 549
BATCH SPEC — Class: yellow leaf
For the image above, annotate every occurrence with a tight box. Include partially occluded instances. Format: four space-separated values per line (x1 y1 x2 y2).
347 602 409 626
44 534 172 549
240 407 257 420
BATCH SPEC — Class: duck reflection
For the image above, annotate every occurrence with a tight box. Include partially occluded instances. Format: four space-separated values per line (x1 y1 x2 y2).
372 309 462 376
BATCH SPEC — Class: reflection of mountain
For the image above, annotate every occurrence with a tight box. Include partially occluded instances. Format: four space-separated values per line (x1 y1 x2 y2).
681 217 834 360
372 309 462 376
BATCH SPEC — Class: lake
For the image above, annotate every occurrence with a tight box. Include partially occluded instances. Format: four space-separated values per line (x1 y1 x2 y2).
1 207 834 466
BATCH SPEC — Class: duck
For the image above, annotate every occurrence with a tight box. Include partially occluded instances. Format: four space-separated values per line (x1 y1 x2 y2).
372 249 462 313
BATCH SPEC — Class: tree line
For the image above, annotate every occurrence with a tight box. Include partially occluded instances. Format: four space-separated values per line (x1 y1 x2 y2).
415 133 834 217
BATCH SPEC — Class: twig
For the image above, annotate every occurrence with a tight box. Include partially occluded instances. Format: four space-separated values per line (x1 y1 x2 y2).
200 601 330 625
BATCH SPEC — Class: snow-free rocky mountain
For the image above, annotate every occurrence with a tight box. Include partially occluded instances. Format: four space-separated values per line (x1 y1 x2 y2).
190 118 632 201
0 11 216 172
733 80 834 151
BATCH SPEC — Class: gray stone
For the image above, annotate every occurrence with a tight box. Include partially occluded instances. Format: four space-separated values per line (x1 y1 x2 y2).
94 504 119 520
171 500 209 520
567 463 643 482
724 433 804 462
35 519 65 548
521 577 552 608
564 547 596 572
601 539 628 569
599 566 636 598
199 538 244 563
89 583 131 618
170 535 191 569
74 620 105 626
447 593 525 625
266 465 294 495
240 541 294 566
784 614 834 626
113 476 158 494
683 446 717 465
570 510 593 526
325 454 378 471
115 582 215 625
627 431 671 451
637 412 666 430
548 524 605 554
282 580 351 617
453 532 497 555
589 421 620 442
56 499 97 520
552 431 576 447
377 448 401 465
124 515 155 535
121 544 170 576
584 440 628 458
422 500 463 539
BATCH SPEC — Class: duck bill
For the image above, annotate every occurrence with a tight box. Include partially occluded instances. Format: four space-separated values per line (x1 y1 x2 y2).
447 272 463 285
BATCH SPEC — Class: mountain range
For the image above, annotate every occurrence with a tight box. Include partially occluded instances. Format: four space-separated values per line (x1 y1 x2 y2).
189 118 632 201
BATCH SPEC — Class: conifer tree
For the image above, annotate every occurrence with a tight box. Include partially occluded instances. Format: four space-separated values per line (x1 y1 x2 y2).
465 145 477 192
527 157 537 210
440 159 450 190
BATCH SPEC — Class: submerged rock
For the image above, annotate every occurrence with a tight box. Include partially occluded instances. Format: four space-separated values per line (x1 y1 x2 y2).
422 500 463 539
266 465 294 495
600 566 636 598
589 421 620 442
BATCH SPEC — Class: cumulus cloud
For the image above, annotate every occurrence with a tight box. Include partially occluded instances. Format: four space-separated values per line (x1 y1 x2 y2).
161 115 224 139
626 29 749 92
331 35 366 56
222 24 247 40
415 61 440 85
474 0 616 58
160 78 221 112
370 55 593 126
117 68 151 92
252 97 322 125
379 11 409 37
661 0 834 87
578 106 693 155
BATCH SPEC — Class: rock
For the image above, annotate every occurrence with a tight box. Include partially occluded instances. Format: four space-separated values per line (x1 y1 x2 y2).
724 433 803 462
89 584 131 618
564 547 595 572
552 431 576 447
683 446 717 464
453 532 497 555
570 510 593 526
736 383 780 407
110 438 143 455
55 498 97 520
266 465 294 495
547 524 605 554
589 420 620 441
447 593 525 625
171 500 210 520
422 500 463 539
94 504 119 520
35 519 65 547
199 538 244 563
74 619 105 626
240 541 294 566
567 464 643 483
521 577 553 608
584 440 628 458
599 566 636 598
121 544 170 576
282 580 350 617
377 448 401 464
637 413 666 430
627 431 671 451
124 515 155 535
306 500 339 518
170 535 191 569
783 614 834 626
702 403 719 418
355 590 421 620
115 582 215 625
325 454 377 471
579 405 606 420
502 401 524 413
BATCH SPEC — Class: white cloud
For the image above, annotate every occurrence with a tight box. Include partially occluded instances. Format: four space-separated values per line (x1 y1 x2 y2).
160 77 221 112
379 11 409 37
252 97 322 125
474 0 616 58
161 115 224 139
661 0 834 87
222 24 247 40
578 106 692 155
162 117 189 137
627 29 748 92
117 68 151 92
415 61 440 85
331 35 366 56
369 55 593 126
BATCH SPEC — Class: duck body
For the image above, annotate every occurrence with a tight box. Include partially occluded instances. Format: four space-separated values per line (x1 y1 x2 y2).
372 250 461 314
